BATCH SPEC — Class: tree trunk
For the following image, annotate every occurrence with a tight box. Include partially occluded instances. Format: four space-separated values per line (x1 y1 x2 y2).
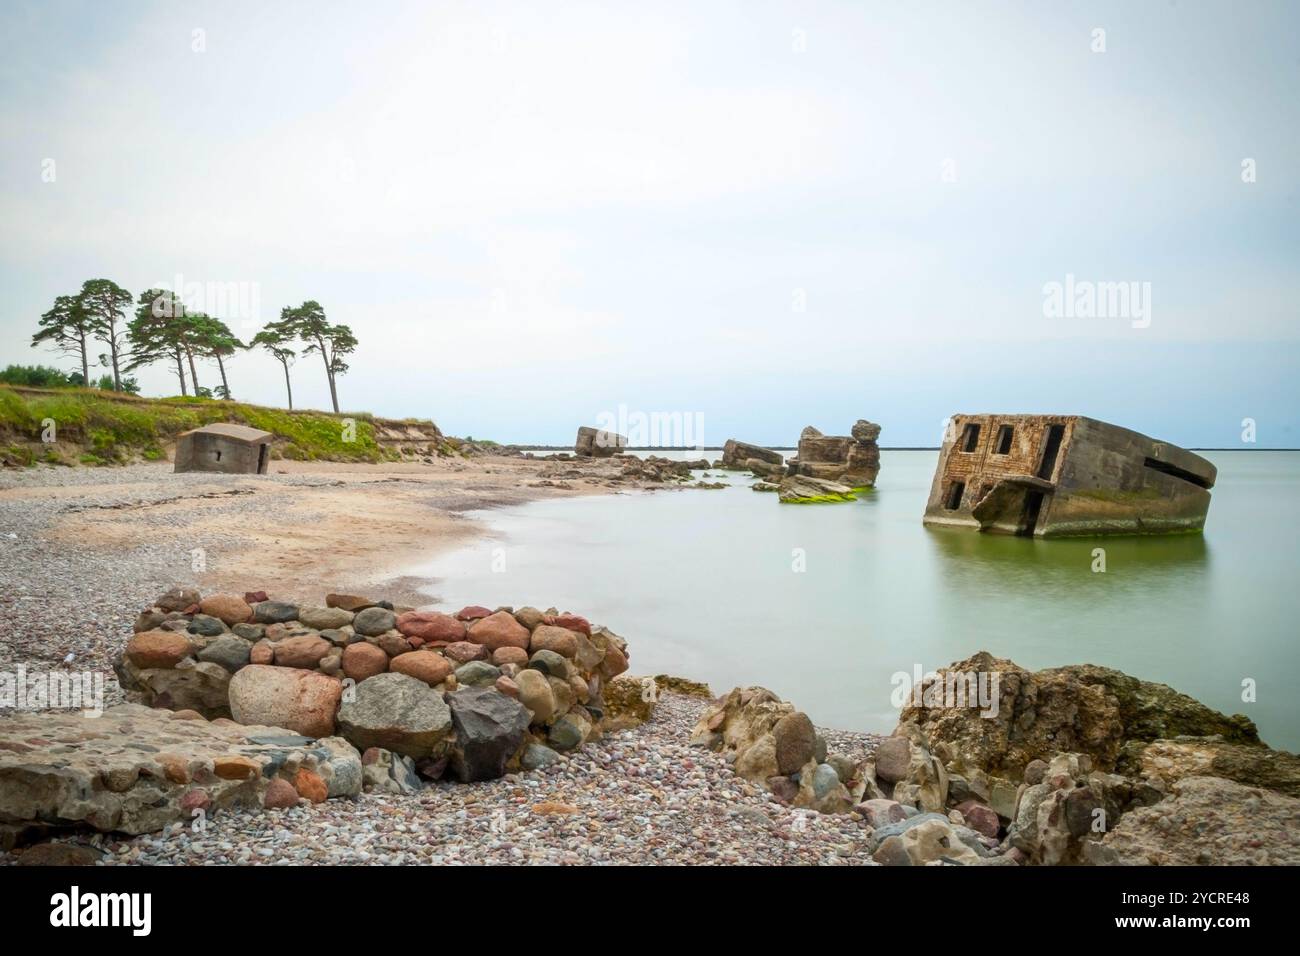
107 321 122 391
318 341 339 412
186 347 201 392
216 353 230 399
79 333 89 386
282 359 293 410
174 348 188 396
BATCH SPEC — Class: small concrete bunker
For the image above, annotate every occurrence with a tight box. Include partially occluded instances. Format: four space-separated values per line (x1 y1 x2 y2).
923 415 1215 536
174 423 273 475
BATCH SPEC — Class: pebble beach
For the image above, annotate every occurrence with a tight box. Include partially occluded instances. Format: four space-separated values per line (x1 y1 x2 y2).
0 458 885 866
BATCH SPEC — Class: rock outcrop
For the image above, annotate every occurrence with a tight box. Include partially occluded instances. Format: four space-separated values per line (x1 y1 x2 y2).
0 705 361 848
719 440 783 473
778 474 859 504
1099 775 1300 865
787 420 881 488
898 651 1260 778
859 651 1295 865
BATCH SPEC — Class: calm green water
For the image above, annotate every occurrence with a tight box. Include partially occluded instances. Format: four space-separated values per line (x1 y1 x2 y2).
414 450 1300 751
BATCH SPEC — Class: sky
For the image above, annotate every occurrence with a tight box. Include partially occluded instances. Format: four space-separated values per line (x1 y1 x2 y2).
2 0 1297 447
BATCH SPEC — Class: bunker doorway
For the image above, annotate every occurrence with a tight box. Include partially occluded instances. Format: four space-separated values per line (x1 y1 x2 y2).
1018 490 1046 536
1037 425 1065 480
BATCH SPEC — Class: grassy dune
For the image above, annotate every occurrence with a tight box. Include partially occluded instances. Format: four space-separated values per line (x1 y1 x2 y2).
0 386 438 465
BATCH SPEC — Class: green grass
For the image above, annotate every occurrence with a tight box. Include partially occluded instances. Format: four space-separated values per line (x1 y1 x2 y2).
0 385 420 465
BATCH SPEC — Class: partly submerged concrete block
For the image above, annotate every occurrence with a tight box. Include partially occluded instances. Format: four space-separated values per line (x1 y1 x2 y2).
922 414 1215 536
574 426 627 458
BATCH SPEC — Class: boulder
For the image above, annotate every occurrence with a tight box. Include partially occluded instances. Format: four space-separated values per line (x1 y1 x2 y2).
196 634 252 672
515 669 557 724
455 661 501 687
445 641 489 664
777 474 858 503
228 665 342 738
529 648 569 677
530 625 579 659
492 646 529 667
602 674 656 731
187 614 227 637
772 711 817 775
1137 737 1300 797
551 613 591 636
337 672 453 759
353 607 397 637
522 743 562 770
467 611 530 651
389 650 453 687
115 658 232 718
898 651 1260 778
274 634 331 669
252 601 299 625
720 439 782 470
395 611 466 643
874 736 912 783
548 709 594 751
0 705 338 836
446 687 532 782
325 593 377 612
786 420 881 488
361 747 423 795
199 594 253 626
514 607 545 630
298 606 355 631
1101 775 1300 866
293 768 328 804
155 587 201 612
125 630 192 669
263 777 299 809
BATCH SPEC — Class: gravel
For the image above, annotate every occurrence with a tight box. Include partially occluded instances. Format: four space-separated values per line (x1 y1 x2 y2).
0 464 351 683
15 694 879 866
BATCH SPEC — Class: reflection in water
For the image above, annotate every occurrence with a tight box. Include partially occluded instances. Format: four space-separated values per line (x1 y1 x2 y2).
411 451 1298 750
924 524 1211 590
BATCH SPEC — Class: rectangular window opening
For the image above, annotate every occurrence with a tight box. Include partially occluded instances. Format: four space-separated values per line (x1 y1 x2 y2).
944 480 966 510
995 424 1013 455
960 424 981 453
1037 424 1064 480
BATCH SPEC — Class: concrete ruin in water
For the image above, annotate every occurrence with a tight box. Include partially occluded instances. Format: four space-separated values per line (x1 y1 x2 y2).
923 415 1215 536
174 423 273 475
573 426 627 458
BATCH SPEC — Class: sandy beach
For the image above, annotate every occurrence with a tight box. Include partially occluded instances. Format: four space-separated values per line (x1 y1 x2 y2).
4 453 631 616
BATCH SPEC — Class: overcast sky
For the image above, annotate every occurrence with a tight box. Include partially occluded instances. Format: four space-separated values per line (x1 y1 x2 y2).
2 0 1297 446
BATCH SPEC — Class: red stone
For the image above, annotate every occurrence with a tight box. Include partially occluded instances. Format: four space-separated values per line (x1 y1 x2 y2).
125 630 191 669
456 605 493 621
389 649 454 686
180 789 210 813
342 642 389 682
264 777 298 809
445 641 489 664
293 768 328 804
956 800 1001 839
552 613 591 636
466 611 530 651
395 610 465 643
